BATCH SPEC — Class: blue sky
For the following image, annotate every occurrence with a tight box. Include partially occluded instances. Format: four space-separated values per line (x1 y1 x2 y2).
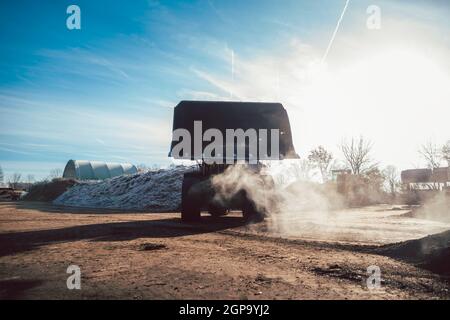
1 0 449 180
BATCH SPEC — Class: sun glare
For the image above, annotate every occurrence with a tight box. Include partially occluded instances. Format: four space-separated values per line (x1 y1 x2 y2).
291 47 450 165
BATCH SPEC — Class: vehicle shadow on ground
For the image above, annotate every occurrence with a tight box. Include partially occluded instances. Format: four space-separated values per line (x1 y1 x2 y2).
12 201 179 214
0 214 247 258
0 279 44 299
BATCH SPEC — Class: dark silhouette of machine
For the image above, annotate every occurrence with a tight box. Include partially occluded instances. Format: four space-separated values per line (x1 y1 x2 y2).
169 101 298 222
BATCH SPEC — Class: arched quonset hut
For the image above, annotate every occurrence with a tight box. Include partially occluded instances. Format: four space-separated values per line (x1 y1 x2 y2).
62 160 138 180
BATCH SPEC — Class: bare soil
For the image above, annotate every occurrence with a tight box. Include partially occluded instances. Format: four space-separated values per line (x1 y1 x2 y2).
0 202 449 300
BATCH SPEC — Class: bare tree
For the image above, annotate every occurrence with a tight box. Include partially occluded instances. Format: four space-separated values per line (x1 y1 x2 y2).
0 165 3 184
290 159 315 182
308 146 333 182
382 165 400 196
442 140 450 167
8 173 22 189
49 168 62 179
340 136 374 175
419 140 441 169
26 174 35 184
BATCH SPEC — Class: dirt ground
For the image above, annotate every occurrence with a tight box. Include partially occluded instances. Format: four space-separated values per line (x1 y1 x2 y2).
0 201 449 300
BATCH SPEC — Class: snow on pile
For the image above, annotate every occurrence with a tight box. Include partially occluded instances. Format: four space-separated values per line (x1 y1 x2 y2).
53 166 189 211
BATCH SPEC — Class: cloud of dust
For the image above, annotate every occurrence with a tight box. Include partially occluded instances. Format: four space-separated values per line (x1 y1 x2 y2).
210 162 345 236
415 192 450 223
210 164 277 214
265 161 346 236
209 163 450 246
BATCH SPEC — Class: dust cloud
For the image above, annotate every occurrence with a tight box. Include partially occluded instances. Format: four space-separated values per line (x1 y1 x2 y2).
411 192 450 223
210 163 450 245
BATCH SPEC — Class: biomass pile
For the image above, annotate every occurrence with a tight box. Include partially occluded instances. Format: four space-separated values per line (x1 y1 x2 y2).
53 166 188 211
378 229 450 276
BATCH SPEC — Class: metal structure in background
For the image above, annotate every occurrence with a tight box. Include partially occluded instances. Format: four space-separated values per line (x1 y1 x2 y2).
401 167 450 190
62 160 137 180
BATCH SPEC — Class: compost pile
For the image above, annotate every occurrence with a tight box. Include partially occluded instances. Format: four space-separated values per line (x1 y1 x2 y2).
54 166 188 211
378 230 450 276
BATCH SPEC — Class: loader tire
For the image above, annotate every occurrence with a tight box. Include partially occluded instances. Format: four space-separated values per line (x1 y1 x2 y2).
242 198 264 223
181 175 201 222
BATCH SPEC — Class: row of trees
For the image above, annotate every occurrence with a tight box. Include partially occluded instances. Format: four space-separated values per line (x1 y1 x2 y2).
305 136 377 181
301 137 449 198
0 166 26 189
0 165 63 189
0 138 448 192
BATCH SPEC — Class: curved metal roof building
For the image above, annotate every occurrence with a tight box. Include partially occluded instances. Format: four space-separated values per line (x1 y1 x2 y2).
62 160 138 180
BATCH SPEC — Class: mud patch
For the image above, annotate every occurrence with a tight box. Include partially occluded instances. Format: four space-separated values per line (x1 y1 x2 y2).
138 243 167 251
311 264 365 284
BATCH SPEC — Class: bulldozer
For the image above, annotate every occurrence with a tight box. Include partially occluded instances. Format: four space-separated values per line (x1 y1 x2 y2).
169 101 298 222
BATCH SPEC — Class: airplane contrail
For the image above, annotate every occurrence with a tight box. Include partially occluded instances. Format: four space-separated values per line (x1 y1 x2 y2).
230 49 234 99
321 0 350 64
